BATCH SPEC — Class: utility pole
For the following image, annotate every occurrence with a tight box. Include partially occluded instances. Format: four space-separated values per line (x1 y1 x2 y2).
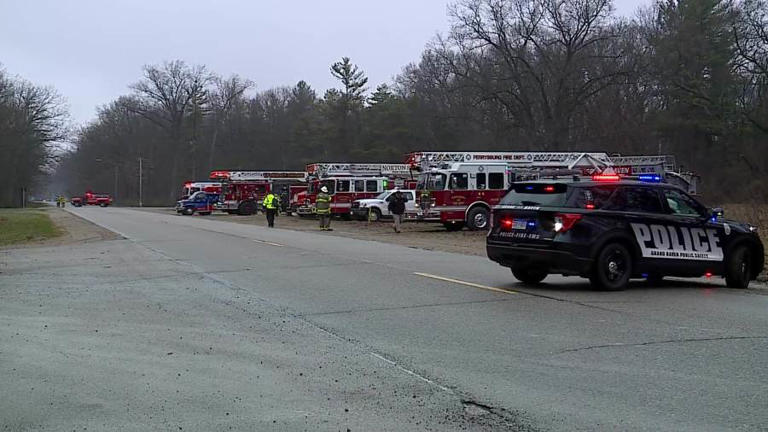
114 165 118 201
138 157 143 207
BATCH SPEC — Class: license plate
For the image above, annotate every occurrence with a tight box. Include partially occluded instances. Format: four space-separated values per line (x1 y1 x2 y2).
513 219 528 230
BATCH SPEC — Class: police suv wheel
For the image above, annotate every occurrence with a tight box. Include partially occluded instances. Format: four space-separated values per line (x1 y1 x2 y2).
511 266 547 284
466 207 489 230
183 208 194 216
590 243 632 291
725 245 751 289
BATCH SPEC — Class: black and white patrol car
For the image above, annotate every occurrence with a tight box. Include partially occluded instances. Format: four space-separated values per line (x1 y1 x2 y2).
486 174 764 290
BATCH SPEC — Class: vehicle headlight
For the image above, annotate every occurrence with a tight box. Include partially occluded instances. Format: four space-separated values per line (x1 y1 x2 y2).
749 225 758 233
360 203 367 207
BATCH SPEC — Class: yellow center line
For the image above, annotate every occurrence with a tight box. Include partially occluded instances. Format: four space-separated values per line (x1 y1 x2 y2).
413 272 517 295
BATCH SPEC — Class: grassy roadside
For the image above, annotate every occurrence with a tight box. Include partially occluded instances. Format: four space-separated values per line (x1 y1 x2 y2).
0 208 64 246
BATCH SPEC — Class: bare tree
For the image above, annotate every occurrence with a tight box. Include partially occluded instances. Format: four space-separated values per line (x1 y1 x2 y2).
0 66 69 206
446 0 629 148
128 60 213 200
207 75 252 171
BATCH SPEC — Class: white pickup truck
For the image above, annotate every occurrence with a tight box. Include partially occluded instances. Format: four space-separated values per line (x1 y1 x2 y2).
350 189 416 221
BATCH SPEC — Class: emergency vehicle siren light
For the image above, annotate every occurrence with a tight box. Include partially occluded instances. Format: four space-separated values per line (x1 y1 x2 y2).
592 174 621 181
638 174 662 182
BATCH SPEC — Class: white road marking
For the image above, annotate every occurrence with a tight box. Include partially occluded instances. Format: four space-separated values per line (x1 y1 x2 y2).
413 272 517 295
253 239 284 247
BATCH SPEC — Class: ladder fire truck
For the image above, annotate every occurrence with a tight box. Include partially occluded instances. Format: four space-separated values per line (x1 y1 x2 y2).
406 151 697 231
209 170 307 215
293 163 415 217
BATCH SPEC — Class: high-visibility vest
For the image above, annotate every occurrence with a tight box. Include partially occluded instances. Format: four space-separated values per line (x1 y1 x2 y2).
264 193 277 209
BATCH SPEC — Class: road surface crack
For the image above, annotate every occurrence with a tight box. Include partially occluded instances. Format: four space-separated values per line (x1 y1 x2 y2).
558 335 768 354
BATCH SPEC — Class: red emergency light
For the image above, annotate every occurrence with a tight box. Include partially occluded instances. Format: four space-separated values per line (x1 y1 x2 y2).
209 170 231 179
592 174 620 181
544 185 555 192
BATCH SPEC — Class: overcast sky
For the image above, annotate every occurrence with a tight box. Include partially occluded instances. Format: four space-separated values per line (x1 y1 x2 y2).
1 0 648 126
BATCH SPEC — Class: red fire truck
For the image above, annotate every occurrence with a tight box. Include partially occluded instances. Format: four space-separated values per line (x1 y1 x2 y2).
181 181 222 199
293 163 415 217
71 191 113 207
407 151 694 231
209 170 307 215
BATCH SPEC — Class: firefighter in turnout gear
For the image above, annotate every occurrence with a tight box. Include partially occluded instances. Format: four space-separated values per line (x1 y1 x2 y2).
316 186 332 231
263 191 278 228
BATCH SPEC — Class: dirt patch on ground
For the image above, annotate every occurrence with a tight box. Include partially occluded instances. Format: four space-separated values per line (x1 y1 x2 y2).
141 208 489 256
0 207 121 250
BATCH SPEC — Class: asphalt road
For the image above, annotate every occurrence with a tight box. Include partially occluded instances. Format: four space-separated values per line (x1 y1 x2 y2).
2 207 767 431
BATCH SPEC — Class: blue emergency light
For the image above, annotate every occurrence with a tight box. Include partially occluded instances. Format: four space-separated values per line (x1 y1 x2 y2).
638 174 662 182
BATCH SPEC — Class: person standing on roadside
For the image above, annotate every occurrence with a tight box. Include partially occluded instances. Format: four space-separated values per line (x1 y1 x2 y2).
263 191 278 228
316 186 332 231
388 188 406 233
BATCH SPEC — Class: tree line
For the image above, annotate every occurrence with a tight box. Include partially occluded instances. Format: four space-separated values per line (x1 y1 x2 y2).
44 0 768 205
0 66 67 206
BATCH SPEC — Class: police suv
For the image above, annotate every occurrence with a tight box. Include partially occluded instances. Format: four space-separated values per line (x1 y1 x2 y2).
486 174 764 290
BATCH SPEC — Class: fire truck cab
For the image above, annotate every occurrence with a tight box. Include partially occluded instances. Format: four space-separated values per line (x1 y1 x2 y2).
413 162 513 230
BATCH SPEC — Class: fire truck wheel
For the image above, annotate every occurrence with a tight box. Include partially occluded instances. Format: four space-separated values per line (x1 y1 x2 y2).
466 206 490 230
238 201 257 215
183 207 194 216
443 222 464 231
99 202 108 207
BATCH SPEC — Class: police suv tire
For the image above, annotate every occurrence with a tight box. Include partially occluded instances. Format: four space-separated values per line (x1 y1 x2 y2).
183 208 194 216
511 266 547 284
369 208 382 222
466 207 489 230
590 243 632 291
725 245 752 289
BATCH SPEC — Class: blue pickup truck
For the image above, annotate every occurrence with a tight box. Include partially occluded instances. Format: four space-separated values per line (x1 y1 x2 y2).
176 191 218 216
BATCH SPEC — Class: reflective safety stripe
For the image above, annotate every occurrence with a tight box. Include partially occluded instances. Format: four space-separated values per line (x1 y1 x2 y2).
264 194 277 209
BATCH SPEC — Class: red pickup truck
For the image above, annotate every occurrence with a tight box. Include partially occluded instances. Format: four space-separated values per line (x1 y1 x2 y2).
71 192 113 207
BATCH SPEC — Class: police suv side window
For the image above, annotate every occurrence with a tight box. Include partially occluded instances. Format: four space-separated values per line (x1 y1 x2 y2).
449 173 468 190
663 189 706 217
606 186 664 213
